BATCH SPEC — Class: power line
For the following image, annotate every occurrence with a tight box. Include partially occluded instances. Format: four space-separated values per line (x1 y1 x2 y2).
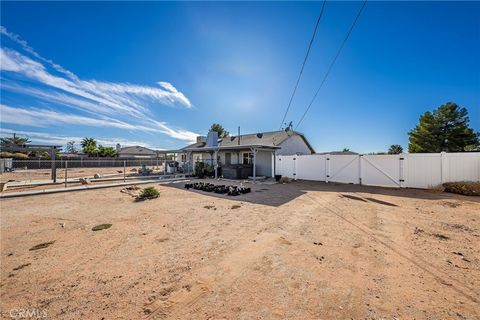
296 0 367 129
279 0 327 130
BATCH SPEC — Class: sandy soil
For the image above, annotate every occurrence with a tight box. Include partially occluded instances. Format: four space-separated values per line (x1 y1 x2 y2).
1 180 479 319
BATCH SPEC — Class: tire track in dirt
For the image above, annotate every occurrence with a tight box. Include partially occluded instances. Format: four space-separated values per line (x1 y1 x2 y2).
305 193 480 307
145 232 281 319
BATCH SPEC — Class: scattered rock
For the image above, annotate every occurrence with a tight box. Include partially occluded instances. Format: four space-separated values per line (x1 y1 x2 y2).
432 233 449 240
93 173 102 179
79 178 91 185
29 241 55 251
92 224 112 231
231 205 241 209
414 227 424 235
313 242 323 246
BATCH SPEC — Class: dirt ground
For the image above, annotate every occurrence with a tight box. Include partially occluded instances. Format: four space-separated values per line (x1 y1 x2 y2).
0 166 164 183
1 179 479 319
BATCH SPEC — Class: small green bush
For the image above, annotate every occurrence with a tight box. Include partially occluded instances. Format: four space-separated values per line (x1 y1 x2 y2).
443 181 480 196
138 187 160 200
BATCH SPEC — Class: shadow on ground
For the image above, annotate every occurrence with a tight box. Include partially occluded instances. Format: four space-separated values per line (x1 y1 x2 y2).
162 179 479 207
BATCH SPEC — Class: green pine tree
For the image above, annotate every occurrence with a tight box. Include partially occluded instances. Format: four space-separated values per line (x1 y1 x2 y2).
210 123 229 138
408 102 479 152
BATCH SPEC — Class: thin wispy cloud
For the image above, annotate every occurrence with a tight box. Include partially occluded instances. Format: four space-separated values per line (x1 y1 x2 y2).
0 26 198 143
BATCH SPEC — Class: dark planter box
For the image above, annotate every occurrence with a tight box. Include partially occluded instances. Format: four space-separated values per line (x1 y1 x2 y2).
222 164 253 179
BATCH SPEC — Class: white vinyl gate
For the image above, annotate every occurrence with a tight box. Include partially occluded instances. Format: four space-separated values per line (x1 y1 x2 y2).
276 152 480 189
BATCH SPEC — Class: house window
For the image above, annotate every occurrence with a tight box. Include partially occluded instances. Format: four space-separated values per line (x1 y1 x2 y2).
242 152 253 165
181 154 186 162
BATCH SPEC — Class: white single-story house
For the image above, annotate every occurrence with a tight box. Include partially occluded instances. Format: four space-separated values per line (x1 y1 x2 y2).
165 130 314 179
117 145 157 158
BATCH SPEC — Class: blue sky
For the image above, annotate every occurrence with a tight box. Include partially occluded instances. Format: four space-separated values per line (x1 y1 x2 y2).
1 1 479 152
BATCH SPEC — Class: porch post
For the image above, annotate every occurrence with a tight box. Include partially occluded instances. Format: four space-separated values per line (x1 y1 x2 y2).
271 150 275 178
188 152 193 174
251 147 257 183
214 150 218 179
164 152 167 175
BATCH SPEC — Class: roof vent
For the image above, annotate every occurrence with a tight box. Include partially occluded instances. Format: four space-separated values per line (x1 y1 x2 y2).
256 133 263 139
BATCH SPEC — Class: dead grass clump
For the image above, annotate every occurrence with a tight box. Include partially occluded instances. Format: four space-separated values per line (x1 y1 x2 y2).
29 241 55 251
231 205 241 209
92 224 112 231
443 181 480 196
204 205 215 209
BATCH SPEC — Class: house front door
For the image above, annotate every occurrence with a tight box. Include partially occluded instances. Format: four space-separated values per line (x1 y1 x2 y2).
225 152 231 165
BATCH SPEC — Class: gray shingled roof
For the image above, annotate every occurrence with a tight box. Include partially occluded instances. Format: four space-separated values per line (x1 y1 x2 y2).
181 130 314 152
119 146 156 155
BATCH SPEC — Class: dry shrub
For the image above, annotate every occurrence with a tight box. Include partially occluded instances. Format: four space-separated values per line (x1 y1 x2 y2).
443 181 480 196
279 176 291 184
137 187 160 200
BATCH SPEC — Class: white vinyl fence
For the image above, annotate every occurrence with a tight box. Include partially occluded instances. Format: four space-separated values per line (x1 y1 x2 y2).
276 152 480 189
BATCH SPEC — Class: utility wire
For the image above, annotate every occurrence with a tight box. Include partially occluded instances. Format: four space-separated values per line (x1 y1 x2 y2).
296 0 367 129
279 0 327 130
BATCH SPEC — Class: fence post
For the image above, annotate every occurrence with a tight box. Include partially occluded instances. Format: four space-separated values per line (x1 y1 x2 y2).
358 155 363 185
399 153 406 188
293 156 297 180
65 160 68 188
123 160 126 182
440 151 447 184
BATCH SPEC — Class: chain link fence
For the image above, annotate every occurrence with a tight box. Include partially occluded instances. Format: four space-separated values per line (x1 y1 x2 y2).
1 158 192 183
